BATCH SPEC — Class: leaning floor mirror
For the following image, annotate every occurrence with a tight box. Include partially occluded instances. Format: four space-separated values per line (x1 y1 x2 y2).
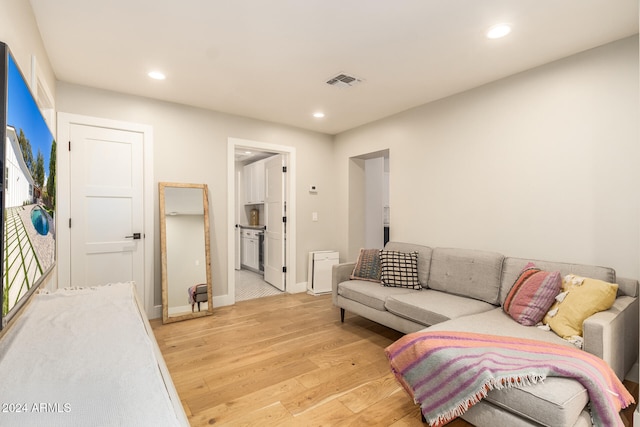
159 182 213 323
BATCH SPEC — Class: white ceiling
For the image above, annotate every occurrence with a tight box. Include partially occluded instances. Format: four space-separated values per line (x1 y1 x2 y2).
29 0 638 135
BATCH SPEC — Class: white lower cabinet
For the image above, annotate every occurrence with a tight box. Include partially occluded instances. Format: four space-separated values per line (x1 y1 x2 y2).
241 229 261 271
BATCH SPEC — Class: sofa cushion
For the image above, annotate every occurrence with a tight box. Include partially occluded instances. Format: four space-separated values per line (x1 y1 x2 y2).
385 290 495 327
384 242 432 288
337 280 416 311
500 257 616 305
428 248 504 305
462 400 592 427
424 309 588 427
379 250 421 289
350 248 381 282
424 308 572 346
484 377 588 427
503 263 561 326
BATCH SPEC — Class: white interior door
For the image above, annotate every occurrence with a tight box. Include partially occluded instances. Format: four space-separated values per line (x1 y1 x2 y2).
68 123 145 298
264 154 285 290
235 171 242 270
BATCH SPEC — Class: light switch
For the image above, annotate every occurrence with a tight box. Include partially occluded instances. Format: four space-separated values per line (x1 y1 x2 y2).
312 212 318 221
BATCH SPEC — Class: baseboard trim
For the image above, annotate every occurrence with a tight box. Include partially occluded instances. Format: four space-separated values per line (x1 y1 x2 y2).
213 294 235 307
149 304 162 320
626 362 639 383
288 281 307 294
150 281 320 318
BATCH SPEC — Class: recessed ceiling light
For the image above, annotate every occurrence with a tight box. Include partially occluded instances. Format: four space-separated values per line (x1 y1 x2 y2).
148 71 166 80
313 112 325 118
486 23 511 39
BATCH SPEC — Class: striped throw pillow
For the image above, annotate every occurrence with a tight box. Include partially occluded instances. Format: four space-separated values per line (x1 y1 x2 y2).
503 263 561 326
350 248 382 282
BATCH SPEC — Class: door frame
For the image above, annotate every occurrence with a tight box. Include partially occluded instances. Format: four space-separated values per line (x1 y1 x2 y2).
226 137 297 305
57 112 155 316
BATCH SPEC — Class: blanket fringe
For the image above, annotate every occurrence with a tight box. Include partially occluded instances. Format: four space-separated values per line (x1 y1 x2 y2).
423 374 546 427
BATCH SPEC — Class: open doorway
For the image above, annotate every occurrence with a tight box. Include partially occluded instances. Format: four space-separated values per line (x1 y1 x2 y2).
348 149 390 259
235 149 280 301
227 138 297 304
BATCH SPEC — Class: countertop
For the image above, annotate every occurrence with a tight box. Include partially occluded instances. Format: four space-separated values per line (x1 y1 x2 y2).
239 224 266 231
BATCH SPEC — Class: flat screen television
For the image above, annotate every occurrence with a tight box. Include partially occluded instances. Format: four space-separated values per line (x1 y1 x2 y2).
0 42 56 330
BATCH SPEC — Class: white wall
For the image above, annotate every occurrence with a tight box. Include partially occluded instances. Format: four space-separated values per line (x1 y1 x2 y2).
335 36 640 279
0 0 58 292
3 0 638 294
56 83 336 304
364 157 385 249
1 0 338 306
0 0 56 121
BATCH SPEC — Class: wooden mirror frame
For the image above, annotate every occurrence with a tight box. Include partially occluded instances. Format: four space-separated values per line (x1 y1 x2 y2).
159 182 212 324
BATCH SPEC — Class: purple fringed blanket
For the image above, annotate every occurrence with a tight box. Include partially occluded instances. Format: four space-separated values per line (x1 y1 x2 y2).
385 331 634 427
187 285 197 304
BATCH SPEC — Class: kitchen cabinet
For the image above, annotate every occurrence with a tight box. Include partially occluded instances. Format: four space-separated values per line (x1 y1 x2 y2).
241 229 261 272
243 160 265 204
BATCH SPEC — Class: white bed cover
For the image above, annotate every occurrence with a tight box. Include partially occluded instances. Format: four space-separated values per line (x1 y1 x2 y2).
0 282 189 426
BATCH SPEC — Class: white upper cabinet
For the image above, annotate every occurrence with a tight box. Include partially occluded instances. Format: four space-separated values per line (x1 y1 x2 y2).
244 159 266 204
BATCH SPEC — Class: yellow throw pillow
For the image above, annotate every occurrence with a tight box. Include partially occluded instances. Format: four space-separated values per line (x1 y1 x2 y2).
543 274 618 339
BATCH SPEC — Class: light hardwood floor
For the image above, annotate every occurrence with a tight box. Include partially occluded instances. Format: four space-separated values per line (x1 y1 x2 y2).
151 293 637 426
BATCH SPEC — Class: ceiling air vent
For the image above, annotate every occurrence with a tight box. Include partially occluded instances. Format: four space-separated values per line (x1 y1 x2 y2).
326 72 363 88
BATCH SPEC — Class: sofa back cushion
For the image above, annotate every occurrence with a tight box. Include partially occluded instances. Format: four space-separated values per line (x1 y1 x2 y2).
500 257 617 305
428 248 504 305
383 242 432 288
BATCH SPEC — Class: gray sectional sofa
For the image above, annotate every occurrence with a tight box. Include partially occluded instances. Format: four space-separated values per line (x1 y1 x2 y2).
332 242 639 427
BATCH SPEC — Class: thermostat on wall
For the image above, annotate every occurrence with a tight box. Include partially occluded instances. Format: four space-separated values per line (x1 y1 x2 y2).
309 185 318 193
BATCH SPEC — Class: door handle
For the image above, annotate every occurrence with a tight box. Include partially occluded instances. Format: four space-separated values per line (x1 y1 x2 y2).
125 233 142 240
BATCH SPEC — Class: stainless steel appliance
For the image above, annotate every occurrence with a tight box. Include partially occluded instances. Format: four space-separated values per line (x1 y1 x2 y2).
258 231 265 272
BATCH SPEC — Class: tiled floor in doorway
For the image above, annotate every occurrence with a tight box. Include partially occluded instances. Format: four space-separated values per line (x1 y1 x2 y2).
235 268 283 302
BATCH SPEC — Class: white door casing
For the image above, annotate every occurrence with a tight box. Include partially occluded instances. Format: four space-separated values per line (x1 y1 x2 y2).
264 154 285 291
226 137 297 306
57 113 155 316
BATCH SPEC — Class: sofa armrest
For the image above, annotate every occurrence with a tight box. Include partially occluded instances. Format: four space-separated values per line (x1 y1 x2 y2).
583 295 638 379
332 262 355 306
